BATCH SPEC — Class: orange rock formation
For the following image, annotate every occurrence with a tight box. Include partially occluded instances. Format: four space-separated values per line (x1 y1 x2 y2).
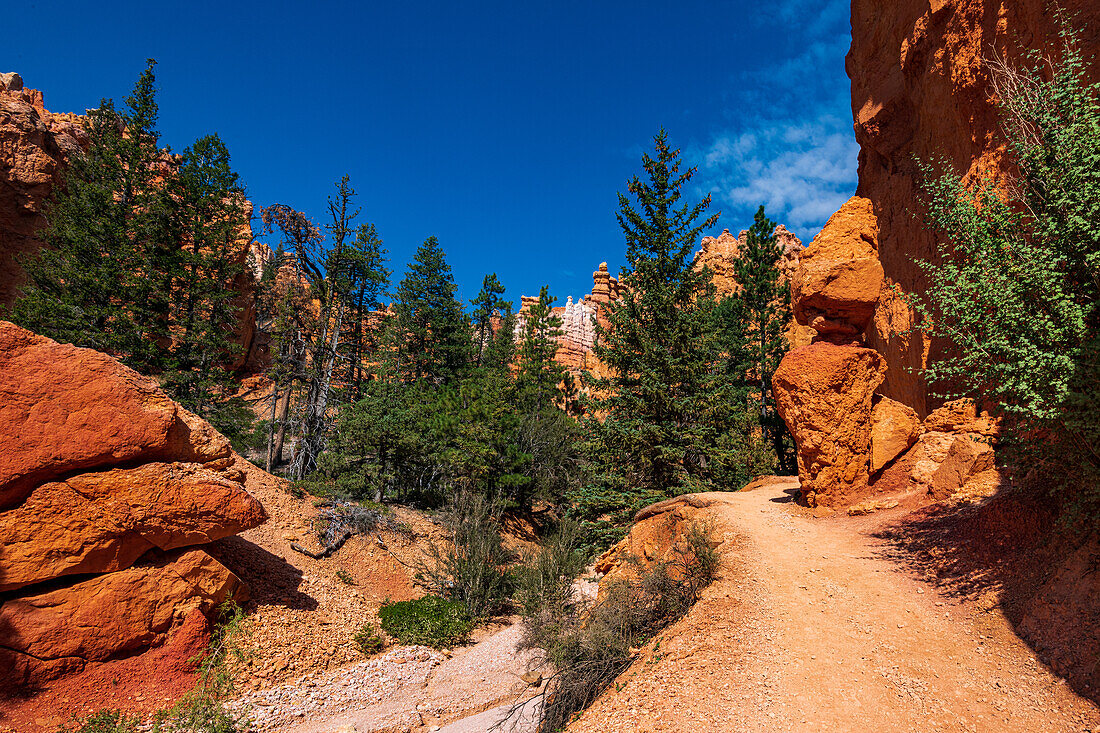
773 1 1100 505
0 321 267 687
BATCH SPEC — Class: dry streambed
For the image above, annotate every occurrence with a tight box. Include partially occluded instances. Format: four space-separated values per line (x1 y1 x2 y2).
228 622 546 732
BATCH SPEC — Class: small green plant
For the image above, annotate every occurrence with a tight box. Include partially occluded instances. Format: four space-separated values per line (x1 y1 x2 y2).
335 569 356 585
353 625 384 654
152 602 248 733
60 710 139 733
378 595 474 648
513 518 586 618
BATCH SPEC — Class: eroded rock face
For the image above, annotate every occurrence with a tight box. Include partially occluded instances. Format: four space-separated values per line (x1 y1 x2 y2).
0 321 266 687
695 226 813 348
870 396 921 473
0 548 244 685
792 196 883 344
772 342 886 507
849 0 1100 414
0 79 86 307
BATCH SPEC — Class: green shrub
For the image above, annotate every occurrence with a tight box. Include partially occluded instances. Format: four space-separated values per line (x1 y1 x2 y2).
519 520 720 732
353 625 383 654
414 492 512 619
917 22 1100 518
379 595 474 648
61 711 139 733
513 518 587 617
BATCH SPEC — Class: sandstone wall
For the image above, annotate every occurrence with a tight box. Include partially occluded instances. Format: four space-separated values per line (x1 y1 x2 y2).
849 0 1100 416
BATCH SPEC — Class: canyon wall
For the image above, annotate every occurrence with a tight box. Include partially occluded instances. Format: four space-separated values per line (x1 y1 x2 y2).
0 321 268 687
774 0 1100 508
849 0 1100 416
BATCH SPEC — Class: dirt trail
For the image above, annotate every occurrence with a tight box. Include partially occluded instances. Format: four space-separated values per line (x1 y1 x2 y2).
570 484 1100 732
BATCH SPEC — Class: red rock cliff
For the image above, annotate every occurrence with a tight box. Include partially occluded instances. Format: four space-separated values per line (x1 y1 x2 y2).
849 0 1100 416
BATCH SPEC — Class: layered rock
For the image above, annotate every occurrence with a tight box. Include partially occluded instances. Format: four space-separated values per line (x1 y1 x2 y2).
0 549 244 686
791 197 883 345
0 321 266 686
516 263 615 374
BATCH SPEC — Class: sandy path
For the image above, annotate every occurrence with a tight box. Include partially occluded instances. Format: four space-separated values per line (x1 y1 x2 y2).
570 485 1100 732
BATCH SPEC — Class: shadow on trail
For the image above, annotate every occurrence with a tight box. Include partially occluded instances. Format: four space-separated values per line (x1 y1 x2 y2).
872 489 1099 706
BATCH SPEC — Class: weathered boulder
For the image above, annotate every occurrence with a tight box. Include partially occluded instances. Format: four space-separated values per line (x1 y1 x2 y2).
0 321 234 508
773 342 887 507
0 548 244 686
870 396 921 473
791 196 884 343
0 321 267 688
0 462 265 592
928 435 996 501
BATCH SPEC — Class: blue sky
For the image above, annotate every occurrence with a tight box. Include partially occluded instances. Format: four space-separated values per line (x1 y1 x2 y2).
7 0 855 308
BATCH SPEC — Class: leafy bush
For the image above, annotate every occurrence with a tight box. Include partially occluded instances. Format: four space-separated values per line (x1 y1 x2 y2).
414 492 513 619
519 521 721 732
61 711 139 733
513 518 587 618
917 22 1100 517
353 625 383 654
378 595 474 648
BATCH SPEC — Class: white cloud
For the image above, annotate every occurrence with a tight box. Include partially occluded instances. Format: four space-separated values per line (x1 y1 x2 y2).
692 0 857 241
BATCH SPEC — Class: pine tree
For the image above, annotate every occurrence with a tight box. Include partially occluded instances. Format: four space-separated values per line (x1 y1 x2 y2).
579 130 721 534
162 134 250 419
516 285 566 412
10 59 169 365
470 274 506 367
339 223 390 400
393 237 472 384
733 205 795 473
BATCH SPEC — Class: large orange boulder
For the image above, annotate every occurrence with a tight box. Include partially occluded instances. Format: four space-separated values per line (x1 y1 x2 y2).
0 321 234 508
0 548 244 686
773 342 887 506
791 196 884 344
0 462 265 592
0 321 267 688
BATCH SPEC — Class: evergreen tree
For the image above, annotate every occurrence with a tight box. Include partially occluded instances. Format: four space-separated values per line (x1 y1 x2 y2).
515 285 566 412
10 59 169 365
162 134 250 419
733 205 796 473
393 237 472 384
577 130 721 539
471 274 506 368
339 222 390 400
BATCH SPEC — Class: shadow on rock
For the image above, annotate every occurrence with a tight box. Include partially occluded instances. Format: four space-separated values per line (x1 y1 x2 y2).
207 535 318 611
